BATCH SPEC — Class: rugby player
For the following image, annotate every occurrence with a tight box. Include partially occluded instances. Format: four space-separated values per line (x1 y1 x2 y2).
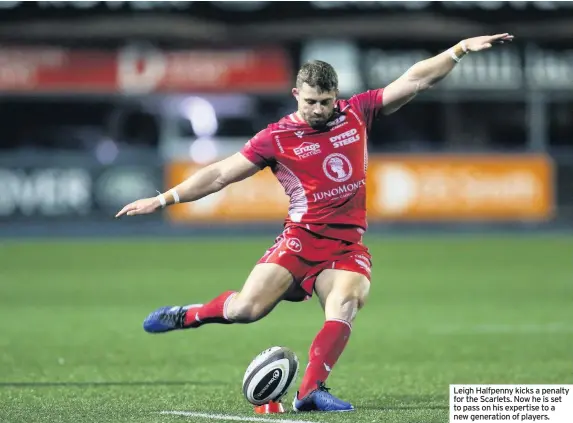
116 34 513 412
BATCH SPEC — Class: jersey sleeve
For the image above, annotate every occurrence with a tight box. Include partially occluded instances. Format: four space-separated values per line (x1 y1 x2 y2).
240 128 275 169
348 89 384 131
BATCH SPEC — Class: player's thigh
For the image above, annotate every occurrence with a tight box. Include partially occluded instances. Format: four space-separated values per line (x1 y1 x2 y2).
235 263 295 312
314 269 370 322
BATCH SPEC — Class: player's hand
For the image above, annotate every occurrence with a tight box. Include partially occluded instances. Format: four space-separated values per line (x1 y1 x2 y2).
115 197 161 218
463 33 514 52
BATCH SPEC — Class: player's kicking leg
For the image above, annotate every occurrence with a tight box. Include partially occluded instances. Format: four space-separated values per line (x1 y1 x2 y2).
293 269 370 412
143 263 293 333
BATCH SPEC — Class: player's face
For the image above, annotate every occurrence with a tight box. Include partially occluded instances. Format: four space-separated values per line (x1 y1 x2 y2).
293 83 337 129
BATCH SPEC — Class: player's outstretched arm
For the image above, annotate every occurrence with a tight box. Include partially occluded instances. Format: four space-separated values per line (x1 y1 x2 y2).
380 33 514 115
115 153 260 218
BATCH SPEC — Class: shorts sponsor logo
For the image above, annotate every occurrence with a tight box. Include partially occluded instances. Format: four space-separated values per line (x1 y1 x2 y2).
322 153 353 183
286 237 302 253
293 142 321 159
329 128 360 148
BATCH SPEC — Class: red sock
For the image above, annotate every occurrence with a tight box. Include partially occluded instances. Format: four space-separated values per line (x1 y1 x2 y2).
297 319 352 399
184 290 237 327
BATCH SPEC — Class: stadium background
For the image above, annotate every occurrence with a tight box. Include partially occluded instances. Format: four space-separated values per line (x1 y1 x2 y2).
1 2 571 423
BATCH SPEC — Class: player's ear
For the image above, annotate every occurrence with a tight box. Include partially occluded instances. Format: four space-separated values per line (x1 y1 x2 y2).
292 87 299 100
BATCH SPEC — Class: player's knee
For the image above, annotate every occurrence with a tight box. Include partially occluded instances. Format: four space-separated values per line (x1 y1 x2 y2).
355 277 370 310
339 291 363 311
341 282 369 308
325 291 358 321
326 282 369 321
356 289 368 310
226 297 267 323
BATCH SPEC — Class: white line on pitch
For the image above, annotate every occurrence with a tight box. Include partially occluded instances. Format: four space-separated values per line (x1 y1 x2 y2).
160 410 318 423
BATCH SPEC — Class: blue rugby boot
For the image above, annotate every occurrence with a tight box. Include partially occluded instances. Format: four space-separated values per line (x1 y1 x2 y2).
293 382 354 412
143 304 202 333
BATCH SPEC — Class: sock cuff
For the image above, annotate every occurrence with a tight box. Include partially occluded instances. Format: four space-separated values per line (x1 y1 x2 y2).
326 318 352 331
222 291 238 321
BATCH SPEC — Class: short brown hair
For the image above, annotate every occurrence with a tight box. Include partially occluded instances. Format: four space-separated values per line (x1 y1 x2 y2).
296 60 338 93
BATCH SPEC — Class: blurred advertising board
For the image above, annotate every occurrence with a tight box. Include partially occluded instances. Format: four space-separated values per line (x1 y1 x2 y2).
165 154 554 223
367 154 554 221
0 157 162 220
0 45 291 94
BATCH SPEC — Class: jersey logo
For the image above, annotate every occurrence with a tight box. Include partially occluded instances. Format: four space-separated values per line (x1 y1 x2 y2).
323 153 353 183
293 142 321 159
329 128 360 148
294 130 305 138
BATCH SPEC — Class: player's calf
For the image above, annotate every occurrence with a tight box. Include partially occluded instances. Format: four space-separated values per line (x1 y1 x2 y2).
183 291 237 327
295 318 352 399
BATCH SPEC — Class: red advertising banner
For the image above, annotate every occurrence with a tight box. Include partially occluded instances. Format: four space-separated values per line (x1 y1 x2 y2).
0 45 291 94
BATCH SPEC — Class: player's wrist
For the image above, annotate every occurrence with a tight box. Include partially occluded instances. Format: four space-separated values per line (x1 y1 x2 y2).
155 189 181 208
154 194 165 209
449 40 469 63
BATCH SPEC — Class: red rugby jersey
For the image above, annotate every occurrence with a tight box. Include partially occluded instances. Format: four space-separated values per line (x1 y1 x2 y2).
241 89 383 243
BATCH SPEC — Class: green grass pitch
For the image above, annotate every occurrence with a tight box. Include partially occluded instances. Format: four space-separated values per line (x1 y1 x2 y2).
0 234 571 423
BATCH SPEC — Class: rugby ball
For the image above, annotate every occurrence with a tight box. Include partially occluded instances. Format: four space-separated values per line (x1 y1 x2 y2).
242 346 299 406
